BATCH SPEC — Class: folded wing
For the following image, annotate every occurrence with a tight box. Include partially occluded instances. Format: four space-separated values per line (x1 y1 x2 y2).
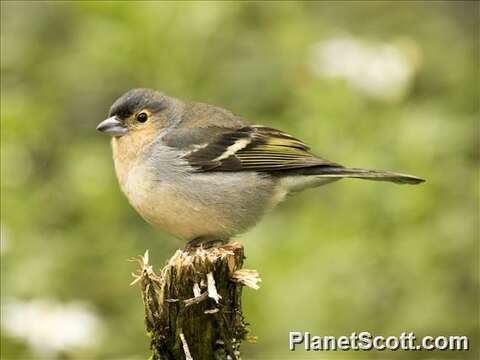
183 125 340 171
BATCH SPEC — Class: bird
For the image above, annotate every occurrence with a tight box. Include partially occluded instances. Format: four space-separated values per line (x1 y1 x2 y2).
97 88 424 249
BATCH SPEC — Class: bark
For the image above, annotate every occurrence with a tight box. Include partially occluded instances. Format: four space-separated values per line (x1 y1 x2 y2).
131 242 261 360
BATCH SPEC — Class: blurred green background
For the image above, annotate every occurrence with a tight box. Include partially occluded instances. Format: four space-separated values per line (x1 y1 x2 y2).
1 1 478 359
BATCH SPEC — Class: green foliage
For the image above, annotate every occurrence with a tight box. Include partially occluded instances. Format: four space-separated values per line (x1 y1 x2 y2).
1 1 478 359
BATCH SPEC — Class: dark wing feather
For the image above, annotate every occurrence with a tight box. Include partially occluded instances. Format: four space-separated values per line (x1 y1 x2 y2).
163 125 424 184
183 125 341 172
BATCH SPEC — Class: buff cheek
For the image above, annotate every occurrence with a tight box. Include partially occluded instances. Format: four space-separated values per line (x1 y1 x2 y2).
111 122 159 187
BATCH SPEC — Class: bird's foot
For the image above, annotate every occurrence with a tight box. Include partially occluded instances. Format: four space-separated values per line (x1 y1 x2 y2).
184 237 226 252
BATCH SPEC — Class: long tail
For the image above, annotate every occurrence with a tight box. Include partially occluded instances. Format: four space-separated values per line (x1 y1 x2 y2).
304 166 425 185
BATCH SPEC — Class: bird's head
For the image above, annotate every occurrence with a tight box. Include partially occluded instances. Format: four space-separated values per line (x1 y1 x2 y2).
97 88 171 137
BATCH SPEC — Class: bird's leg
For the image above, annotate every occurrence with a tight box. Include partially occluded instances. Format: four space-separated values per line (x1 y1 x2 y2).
184 236 227 252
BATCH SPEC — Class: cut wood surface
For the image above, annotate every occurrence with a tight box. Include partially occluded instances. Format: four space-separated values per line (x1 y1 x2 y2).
131 242 261 360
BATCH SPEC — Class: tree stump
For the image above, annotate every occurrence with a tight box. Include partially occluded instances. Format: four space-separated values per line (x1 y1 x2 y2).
131 242 261 360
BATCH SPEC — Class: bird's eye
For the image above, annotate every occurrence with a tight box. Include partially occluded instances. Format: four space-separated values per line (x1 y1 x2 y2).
136 112 148 123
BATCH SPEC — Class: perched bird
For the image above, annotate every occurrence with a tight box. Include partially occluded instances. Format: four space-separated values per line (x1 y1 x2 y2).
97 88 424 248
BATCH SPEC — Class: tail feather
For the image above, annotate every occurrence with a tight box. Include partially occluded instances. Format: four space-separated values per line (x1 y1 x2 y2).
302 166 425 185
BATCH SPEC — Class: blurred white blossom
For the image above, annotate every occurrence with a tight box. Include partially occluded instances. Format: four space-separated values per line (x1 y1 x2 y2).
309 36 421 101
1 298 103 355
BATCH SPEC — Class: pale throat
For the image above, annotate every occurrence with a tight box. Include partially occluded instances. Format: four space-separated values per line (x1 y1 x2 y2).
111 126 157 187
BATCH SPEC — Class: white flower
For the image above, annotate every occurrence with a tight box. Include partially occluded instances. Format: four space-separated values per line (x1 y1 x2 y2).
1 298 103 355
309 36 421 102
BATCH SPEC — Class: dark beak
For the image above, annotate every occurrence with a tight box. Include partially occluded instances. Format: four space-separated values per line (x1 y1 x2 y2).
96 116 128 136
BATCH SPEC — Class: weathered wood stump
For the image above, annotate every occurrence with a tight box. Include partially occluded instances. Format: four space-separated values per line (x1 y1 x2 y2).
131 242 261 360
